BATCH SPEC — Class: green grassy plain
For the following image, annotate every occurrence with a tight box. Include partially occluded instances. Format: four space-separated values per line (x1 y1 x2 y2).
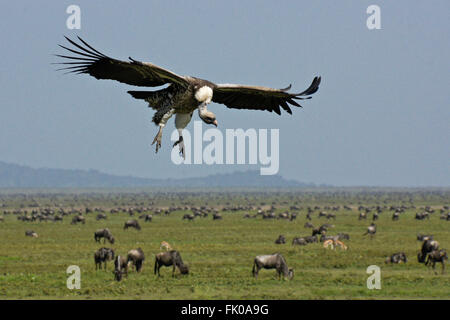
0 190 449 299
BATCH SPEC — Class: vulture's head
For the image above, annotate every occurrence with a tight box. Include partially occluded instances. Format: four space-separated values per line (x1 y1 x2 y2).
195 86 218 127
199 109 218 127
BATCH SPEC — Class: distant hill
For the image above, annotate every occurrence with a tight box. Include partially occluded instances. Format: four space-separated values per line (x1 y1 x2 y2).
0 161 319 188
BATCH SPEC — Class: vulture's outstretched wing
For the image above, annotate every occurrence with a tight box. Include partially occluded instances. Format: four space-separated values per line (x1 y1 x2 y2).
212 76 321 115
55 36 189 87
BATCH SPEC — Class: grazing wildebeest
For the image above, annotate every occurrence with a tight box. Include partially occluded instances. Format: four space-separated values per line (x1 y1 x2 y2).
94 228 115 244
304 222 314 228
440 213 450 220
213 213 222 220
363 223 376 238
127 248 145 272
275 235 286 244
372 212 379 221
312 224 329 236
154 250 189 277
318 211 327 218
425 249 448 274
252 253 294 280
320 234 338 243
326 213 336 220
114 255 128 281
417 234 433 241
71 215 85 225
392 212 400 221
292 237 307 246
123 219 141 230
96 213 107 221
143 214 153 222
289 212 297 221
418 239 440 263
358 212 367 220
94 247 115 270
304 235 318 243
415 212 429 220
306 212 312 221
182 214 195 221
0 216 4 222
25 230 38 238
337 233 350 241
385 252 407 264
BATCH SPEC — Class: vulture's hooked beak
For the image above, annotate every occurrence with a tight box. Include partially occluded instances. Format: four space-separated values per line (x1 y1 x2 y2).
213 120 218 127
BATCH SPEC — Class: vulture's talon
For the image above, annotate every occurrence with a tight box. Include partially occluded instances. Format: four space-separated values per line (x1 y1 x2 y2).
173 136 185 159
152 129 163 153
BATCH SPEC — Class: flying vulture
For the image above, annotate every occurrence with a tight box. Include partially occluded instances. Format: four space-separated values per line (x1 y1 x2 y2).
55 36 321 158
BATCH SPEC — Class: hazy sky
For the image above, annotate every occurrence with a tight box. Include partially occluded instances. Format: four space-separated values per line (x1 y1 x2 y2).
0 1 448 186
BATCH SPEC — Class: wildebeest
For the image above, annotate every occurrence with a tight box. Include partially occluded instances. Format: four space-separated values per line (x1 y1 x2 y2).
415 212 429 220
363 223 376 238
252 253 294 280
440 212 450 220
154 250 189 277
358 212 367 220
123 219 141 230
213 213 222 220
418 239 440 263
312 224 330 236
304 235 318 243
25 230 38 238
94 228 115 244
0 216 4 222
292 237 307 246
417 234 433 241
337 233 350 241
96 213 107 221
304 222 314 228
275 235 286 244
326 213 336 220
94 247 115 270
385 252 407 264
114 255 128 281
127 248 145 272
143 214 153 222
372 212 379 221
425 249 448 274
71 215 85 225
182 214 195 221
318 211 327 218
392 211 400 221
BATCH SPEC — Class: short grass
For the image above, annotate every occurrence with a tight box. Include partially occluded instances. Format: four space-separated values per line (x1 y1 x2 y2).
0 193 449 299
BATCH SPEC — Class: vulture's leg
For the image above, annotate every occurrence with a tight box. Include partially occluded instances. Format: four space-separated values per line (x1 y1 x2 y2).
173 112 193 160
152 108 175 153
172 133 185 158
152 125 164 153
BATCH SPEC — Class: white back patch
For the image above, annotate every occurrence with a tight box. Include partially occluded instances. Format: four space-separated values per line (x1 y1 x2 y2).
195 86 213 103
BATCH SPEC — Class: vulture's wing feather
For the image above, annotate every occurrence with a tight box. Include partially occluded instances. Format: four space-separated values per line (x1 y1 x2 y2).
55 36 189 87
212 76 321 115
